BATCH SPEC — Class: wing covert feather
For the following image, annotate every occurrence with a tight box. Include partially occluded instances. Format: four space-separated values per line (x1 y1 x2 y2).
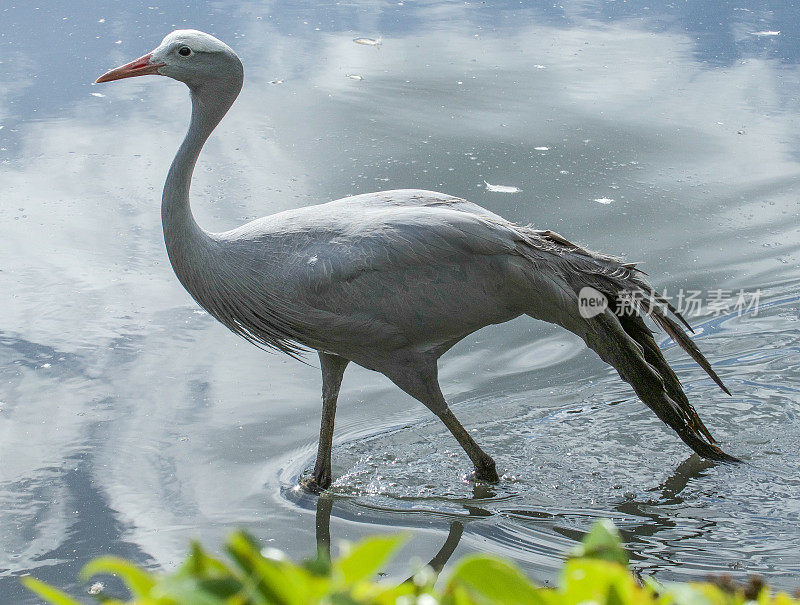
296 205 521 291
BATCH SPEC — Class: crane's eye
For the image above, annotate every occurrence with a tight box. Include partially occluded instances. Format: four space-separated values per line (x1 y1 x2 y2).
178 46 192 56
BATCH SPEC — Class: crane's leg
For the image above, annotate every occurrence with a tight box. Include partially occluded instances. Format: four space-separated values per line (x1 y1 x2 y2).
384 360 499 482
304 352 349 492
436 407 499 482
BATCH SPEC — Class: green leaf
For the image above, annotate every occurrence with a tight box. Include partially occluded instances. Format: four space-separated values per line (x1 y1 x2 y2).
180 541 235 580
446 555 549 605
368 582 417 605
225 530 324 605
570 519 629 566
560 559 641 605
606 582 625 605
303 550 332 577
80 556 156 598
24 522 800 605
195 577 245 599
333 535 406 585
150 575 238 604
329 593 362 605
21 577 83 605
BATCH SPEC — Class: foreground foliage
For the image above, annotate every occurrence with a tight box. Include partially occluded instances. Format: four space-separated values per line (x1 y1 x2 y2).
23 520 798 605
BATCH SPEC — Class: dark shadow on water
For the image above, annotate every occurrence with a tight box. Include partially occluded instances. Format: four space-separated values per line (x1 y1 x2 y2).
0 451 153 605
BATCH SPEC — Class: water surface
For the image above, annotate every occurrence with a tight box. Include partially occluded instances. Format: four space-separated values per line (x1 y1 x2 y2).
2 1 800 601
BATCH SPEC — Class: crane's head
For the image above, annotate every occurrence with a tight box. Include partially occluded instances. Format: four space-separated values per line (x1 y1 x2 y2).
96 30 243 89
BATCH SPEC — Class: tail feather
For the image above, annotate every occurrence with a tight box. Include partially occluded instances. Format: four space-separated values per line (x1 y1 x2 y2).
522 228 737 462
644 290 695 333
587 311 739 463
616 312 714 443
650 311 731 396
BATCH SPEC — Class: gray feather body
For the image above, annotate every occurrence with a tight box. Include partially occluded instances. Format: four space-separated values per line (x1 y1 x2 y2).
178 187 619 367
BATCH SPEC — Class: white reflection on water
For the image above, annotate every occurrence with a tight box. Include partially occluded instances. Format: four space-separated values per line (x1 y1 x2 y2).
1 3 800 600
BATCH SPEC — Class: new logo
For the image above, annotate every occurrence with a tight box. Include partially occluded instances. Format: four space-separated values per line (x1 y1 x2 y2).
578 286 608 319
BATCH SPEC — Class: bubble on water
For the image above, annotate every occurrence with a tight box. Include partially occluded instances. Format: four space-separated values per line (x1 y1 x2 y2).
261 547 287 561
484 180 521 193
353 37 382 46
88 582 104 595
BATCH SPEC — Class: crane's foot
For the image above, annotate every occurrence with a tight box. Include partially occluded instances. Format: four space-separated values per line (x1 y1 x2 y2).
473 457 499 483
301 468 332 494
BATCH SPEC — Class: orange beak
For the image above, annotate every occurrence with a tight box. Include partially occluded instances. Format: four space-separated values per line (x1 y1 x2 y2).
95 52 165 83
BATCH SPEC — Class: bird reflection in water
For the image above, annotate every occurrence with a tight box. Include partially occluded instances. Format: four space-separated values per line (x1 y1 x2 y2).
314 492 464 579
287 453 723 583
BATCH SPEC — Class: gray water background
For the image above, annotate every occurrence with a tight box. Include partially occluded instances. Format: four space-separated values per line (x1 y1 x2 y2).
1 0 799 601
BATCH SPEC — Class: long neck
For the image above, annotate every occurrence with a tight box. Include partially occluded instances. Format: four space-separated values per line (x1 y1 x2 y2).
161 79 241 282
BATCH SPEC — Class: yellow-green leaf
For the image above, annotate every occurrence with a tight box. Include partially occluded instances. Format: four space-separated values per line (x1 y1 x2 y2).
80 556 156 597
20 577 82 605
560 559 644 605
334 535 406 585
446 555 549 605
570 519 629 566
